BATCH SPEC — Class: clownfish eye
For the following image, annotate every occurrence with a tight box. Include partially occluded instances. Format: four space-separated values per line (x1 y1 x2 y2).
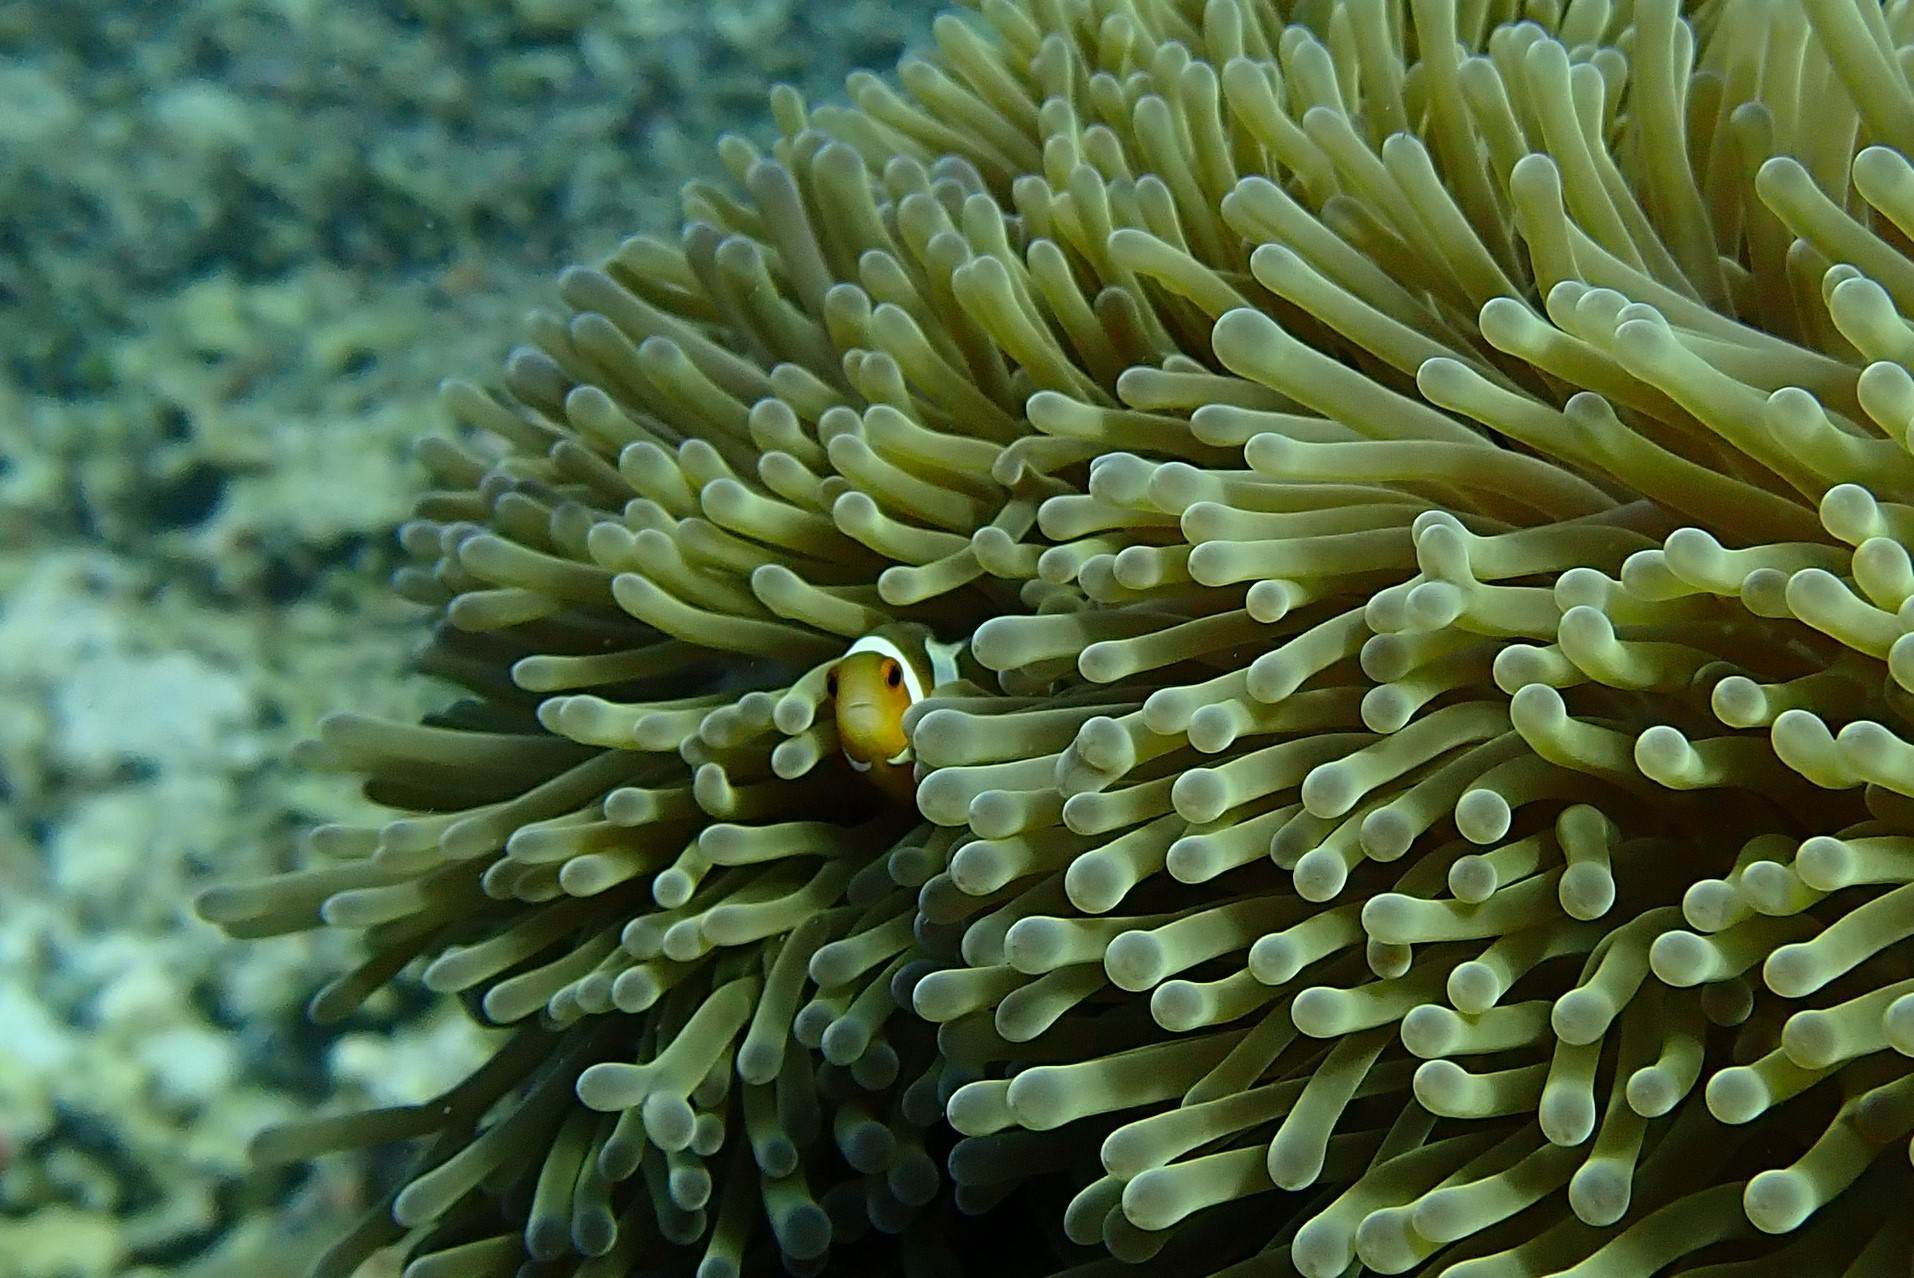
883 659 902 689
825 669 839 697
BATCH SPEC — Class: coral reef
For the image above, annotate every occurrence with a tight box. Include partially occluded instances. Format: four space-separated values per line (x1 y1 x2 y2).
205 0 1914 1274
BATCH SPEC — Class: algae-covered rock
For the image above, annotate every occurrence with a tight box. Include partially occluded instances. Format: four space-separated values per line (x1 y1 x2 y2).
2 0 942 1271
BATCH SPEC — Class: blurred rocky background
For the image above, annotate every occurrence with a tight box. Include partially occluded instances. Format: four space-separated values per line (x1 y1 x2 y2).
0 1 939 1272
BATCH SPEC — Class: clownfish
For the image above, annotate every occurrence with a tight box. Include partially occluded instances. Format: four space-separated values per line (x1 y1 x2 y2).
825 624 964 803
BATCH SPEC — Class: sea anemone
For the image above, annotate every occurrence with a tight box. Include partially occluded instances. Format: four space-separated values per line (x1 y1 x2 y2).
203 0 1914 1274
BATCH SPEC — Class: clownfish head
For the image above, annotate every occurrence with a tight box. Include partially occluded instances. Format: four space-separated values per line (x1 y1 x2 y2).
823 625 964 800
827 648 914 772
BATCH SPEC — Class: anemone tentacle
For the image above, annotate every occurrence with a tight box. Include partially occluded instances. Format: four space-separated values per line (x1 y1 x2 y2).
202 0 1914 1274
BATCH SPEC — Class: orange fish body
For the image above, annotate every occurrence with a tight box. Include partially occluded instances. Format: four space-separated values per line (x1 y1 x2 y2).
825 626 963 804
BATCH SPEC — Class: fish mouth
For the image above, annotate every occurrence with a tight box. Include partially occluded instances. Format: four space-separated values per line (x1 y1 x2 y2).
837 701 908 769
846 756 872 773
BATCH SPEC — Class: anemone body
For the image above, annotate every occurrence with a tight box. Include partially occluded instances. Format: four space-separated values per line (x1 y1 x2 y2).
203 0 1914 1275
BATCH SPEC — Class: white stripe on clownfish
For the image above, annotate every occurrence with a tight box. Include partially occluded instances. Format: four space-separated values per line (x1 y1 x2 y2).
840 632 965 707
843 633 928 704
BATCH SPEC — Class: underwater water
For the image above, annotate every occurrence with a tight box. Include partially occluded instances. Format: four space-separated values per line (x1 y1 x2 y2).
0 2 938 1274
17 1 1914 1277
